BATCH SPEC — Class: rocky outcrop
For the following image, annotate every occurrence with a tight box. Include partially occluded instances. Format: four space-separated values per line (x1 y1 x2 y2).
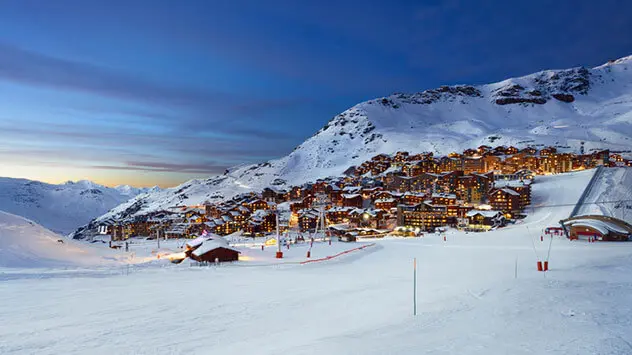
552 93 575 103
495 97 547 105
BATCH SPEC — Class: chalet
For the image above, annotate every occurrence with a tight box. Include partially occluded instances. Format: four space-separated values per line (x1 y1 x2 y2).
463 156 485 174
372 190 402 202
189 239 240 263
438 156 461 172
492 146 509 155
249 209 276 234
205 204 221 218
374 198 397 210
401 191 426 205
393 151 410 163
397 202 448 231
349 208 386 229
610 153 624 163
247 199 272 212
482 155 501 172
371 153 391 162
289 186 303 200
341 193 363 208
402 159 438 176
488 188 521 217
327 184 343 204
243 220 262 235
466 210 506 231
504 184 531 208
326 206 354 224
298 209 320 232
361 186 383 199
456 173 492 204
436 171 463 193
520 147 537 156
463 148 478 157
342 185 362 194
184 207 206 219
539 153 573 174
540 146 557 157
165 223 190 239
200 220 219 235
431 193 457 206
477 145 492 154
262 187 288 203
110 224 127 241
505 146 519 155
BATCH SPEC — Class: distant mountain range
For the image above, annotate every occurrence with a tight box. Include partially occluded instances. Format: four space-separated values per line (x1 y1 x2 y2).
0 177 158 235
74 55 632 238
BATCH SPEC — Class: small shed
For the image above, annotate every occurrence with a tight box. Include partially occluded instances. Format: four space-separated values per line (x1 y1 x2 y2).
189 239 240 263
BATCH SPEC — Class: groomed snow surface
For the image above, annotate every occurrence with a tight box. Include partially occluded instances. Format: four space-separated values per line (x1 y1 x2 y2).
2 170 632 354
578 166 632 223
0 211 130 269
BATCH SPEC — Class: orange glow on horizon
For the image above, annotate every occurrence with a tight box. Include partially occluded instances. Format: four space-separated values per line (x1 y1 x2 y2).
0 164 206 188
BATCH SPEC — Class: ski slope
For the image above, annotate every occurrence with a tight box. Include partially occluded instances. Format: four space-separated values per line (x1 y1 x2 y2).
0 211 129 269
577 167 632 223
3 170 632 354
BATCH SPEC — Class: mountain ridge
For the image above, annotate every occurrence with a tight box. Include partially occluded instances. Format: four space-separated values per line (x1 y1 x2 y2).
73 55 632 237
0 177 158 235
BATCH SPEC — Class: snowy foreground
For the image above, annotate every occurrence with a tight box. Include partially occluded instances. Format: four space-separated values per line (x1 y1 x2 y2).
2 170 632 354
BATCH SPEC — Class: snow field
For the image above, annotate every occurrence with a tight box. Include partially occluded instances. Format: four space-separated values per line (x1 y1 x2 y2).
2 169 632 354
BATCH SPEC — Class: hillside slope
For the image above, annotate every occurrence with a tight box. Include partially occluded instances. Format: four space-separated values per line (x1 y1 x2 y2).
0 211 126 268
578 166 632 222
0 178 157 235
75 55 632 237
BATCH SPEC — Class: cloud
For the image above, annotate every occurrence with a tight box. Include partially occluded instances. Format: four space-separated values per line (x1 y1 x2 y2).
92 161 228 175
0 41 309 118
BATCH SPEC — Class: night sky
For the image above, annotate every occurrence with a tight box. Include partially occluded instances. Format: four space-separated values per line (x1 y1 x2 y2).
0 0 630 187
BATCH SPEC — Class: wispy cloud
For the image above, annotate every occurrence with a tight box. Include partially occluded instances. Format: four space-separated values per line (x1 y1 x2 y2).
0 41 310 118
92 161 227 174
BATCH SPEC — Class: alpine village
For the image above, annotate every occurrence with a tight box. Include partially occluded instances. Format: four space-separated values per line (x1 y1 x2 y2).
94 144 629 248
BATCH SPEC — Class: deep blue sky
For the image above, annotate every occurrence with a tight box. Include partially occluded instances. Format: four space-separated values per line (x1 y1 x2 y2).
0 0 630 187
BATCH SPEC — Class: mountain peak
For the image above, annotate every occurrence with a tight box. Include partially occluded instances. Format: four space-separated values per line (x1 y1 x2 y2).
595 54 632 68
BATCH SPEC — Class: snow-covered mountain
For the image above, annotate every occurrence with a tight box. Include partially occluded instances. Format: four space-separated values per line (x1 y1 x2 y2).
74 55 632 237
0 177 158 235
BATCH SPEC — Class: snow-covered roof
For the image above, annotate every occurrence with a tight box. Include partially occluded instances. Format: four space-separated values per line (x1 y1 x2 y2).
466 210 503 218
342 193 361 199
375 198 396 203
500 188 520 196
191 239 238 257
494 180 532 188
564 218 630 235
432 193 457 199
342 186 361 193
186 235 208 249
327 206 354 213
